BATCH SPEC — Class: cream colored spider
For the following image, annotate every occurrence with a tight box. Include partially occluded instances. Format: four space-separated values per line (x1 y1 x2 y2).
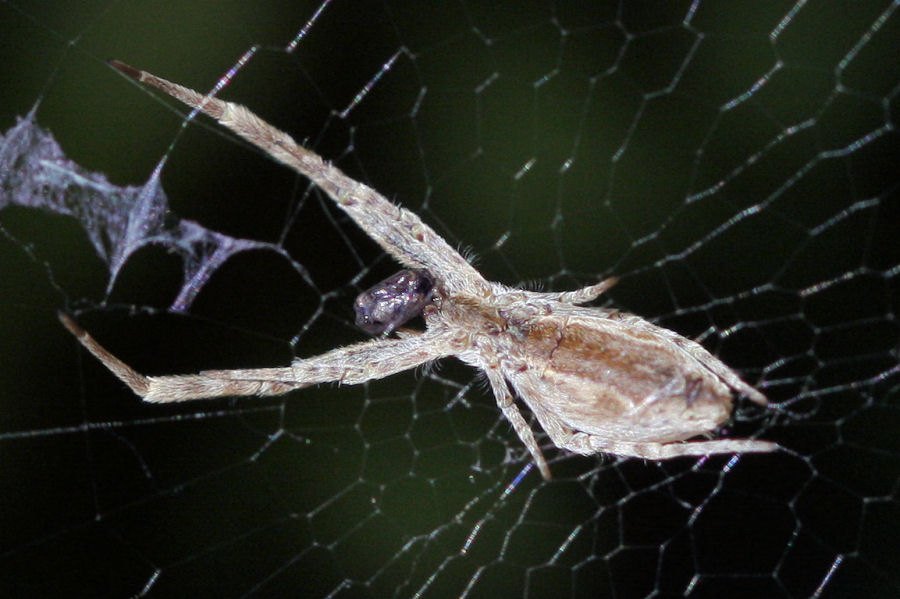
60 61 778 480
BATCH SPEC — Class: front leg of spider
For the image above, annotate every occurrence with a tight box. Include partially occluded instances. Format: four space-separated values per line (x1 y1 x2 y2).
354 269 434 335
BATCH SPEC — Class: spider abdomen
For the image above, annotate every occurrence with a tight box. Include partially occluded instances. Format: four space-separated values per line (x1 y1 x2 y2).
503 312 751 445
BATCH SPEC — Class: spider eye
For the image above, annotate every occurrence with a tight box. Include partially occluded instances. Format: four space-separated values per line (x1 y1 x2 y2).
354 269 435 335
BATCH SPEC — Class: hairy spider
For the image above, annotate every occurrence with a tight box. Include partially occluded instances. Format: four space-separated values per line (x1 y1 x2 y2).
60 60 778 480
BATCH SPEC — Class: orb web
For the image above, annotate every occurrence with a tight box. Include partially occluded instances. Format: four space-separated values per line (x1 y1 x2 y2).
1 1 898 598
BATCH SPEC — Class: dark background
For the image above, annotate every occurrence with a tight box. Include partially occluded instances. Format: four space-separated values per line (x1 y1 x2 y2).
1 1 898 597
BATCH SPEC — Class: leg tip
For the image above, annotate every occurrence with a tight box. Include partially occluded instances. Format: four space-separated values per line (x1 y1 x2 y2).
58 311 84 337
107 59 142 80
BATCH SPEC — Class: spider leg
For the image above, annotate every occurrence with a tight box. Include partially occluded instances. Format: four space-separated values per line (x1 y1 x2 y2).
107 60 487 296
204 329 455 387
560 434 780 459
525 277 618 306
555 277 618 305
61 312 455 403
483 368 552 480
60 312 307 402
60 312 151 395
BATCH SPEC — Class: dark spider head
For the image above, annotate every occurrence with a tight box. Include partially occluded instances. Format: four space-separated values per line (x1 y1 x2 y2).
354 269 435 335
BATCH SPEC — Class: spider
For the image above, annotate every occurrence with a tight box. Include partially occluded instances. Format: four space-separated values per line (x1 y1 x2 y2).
60 60 778 480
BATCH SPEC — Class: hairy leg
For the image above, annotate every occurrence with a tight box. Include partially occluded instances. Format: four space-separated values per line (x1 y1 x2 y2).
60 312 454 403
561 433 780 459
107 60 486 296
482 368 551 480
526 277 618 306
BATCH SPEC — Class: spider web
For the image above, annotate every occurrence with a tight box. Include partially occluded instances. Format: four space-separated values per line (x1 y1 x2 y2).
2 1 899 597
